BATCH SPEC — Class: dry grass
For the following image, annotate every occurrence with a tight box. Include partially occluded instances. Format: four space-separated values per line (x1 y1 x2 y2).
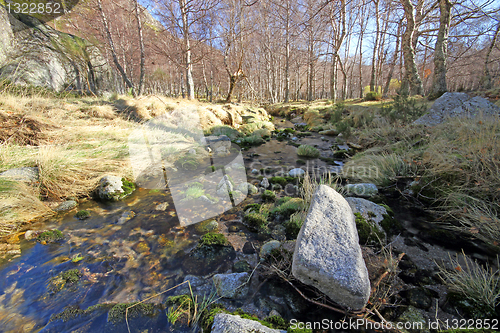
437 250 500 313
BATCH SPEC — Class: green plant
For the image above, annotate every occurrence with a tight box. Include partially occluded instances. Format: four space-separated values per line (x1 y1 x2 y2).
240 135 265 146
354 212 385 246
437 250 500 318
37 229 63 243
380 93 426 124
365 91 382 101
121 178 135 195
71 253 84 263
243 212 268 230
199 232 228 246
48 269 82 293
209 125 240 140
296 145 320 158
271 198 304 219
261 190 276 202
75 210 90 219
284 212 306 239
183 183 205 200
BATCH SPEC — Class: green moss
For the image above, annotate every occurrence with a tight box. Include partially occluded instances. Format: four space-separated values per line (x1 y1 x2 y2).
284 212 305 239
183 185 205 200
243 212 268 231
378 203 394 216
296 159 306 165
75 210 90 220
271 198 304 218
261 190 276 202
199 232 228 246
283 128 296 134
108 302 157 324
48 269 82 293
200 304 227 332
296 145 320 158
269 177 288 187
244 203 261 213
121 178 135 196
380 213 403 236
233 260 251 273
354 213 384 246
37 229 63 243
50 304 113 323
232 309 287 330
333 149 349 158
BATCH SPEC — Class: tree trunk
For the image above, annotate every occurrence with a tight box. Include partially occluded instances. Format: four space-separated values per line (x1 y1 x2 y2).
400 0 423 96
370 0 380 92
134 0 145 95
429 0 452 99
383 21 402 96
180 0 195 100
97 0 135 95
482 20 500 89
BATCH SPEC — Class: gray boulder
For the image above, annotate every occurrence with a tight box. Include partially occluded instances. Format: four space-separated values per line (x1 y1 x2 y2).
289 168 305 178
0 167 39 183
212 313 286 333
344 183 378 198
414 92 500 126
53 200 77 212
292 185 370 310
212 272 250 299
346 197 387 235
216 175 234 197
237 182 259 195
97 176 134 201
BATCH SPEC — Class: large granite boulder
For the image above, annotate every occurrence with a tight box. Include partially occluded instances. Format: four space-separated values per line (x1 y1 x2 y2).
96 176 135 201
212 313 286 333
414 92 500 126
292 185 370 310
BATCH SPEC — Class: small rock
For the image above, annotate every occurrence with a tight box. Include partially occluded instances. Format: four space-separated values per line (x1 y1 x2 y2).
0 167 39 183
242 241 256 254
233 260 251 273
260 178 270 188
260 240 281 259
319 129 339 136
396 306 430 333
251 169 259 175
24 230 42 241
199 195 216 204
97 176 134 201
237 182 259 195
155 202 169 211
347 142 363 149
345 197 387 234
228 225 239 232
217 175 234 196
337 143 350 151
212 313 285 333
188 148 197 155
288 168 305 178
291 137 298 141
212 272 250 299
53 200 77 212
344 183 378 198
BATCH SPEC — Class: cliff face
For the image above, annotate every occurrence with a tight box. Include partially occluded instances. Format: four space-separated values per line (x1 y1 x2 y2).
0 5 112 93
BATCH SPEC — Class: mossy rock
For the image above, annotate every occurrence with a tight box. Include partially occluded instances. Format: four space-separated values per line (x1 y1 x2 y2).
243 203 261 213
75 210 90 220
49 304 113 323
243 212 268 231
354 212 385 246
271 198 304 219
199 232 229 246
195 219 218 233
48 268 82 293
182 235 236 275
121 178 135 196
108 302 158 324
233 260 252 273
261 190 276 202
36 229 63 243
380 213 403 236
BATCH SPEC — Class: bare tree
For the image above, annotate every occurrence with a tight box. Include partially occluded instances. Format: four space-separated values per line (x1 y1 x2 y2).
429 0 452 98
400 0 424 95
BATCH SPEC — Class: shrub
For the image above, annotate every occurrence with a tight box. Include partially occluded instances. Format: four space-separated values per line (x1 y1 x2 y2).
365 91 382 101
243 212 268 230
296 145 320 158
380 93 427 124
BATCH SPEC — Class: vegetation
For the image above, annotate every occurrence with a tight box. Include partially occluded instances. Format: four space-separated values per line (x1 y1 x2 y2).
36 229 63 243
75 210 90 219
261 190 276 202
296 145 320 158
48 269 82 293
380 93 427 124
108 302 157 324
243 212 268 231
364 91 382 101
199 232 228 246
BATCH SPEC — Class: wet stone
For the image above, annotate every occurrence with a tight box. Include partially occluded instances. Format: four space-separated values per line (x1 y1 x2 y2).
242 242 256 254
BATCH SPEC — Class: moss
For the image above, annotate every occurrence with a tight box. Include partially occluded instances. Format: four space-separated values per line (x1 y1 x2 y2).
378 203 394 216
75 210 90 220
296 159 306 165
233 260 251 273
284 213 305 239
244 203 261 213
269 176 288 187
333 149 350 158
48 268 82 293
108 302 157 324
37 229 63 243
271 198 304 219
261 190 276 202
266 315 288 330
287 325 313 333
283 128 296 134
446 292 498 320
243 212 268 230
121 178 135 196
232 309 287 330
380 213 403 236
199 232 228 246
296 145 320 158
354 212 384 246
49 304 113 323
200 304 227 332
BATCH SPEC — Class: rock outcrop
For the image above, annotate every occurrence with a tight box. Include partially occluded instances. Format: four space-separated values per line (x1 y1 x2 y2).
0 6 112 92
292 185 370 310
414 92 500 126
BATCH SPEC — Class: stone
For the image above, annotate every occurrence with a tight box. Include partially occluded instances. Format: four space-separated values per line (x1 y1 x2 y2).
345 197 387 234
199 195 216 204
233 260 251 273
319 129 339 136
204 135 232 153
291 137 298 141
195 219 218 233
260 240 281 259
292 185 370 310
212 272 250 299
24 230 44 241
290 116 303 124
0 167 39 183
216 175 234 197
182 242 236 276
414 92 500 126
96 176 134 201
155 202 169 211
397 306 430 333
251 169 259 175
348 142 363 149
288 168 305 178
242 241 256 254
344 183 378 198
212 313 285 333
53 200 77 212
237 182 259 195
260 177 270 189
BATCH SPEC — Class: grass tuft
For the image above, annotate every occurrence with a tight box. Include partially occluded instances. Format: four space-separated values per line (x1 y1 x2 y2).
296 145 320 158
